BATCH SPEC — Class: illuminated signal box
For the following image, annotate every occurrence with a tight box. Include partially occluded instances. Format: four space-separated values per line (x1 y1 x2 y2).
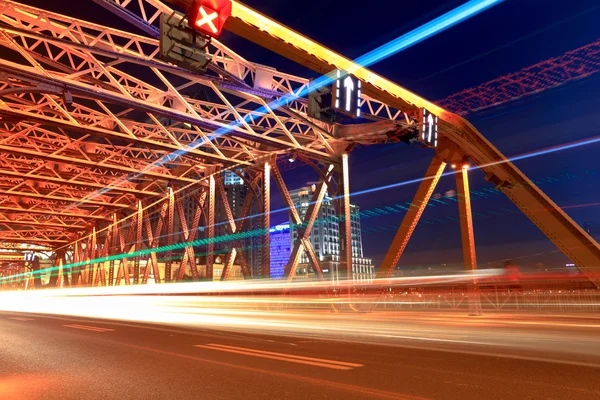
188 0 232 37
333 70 361 118
420 108 438 148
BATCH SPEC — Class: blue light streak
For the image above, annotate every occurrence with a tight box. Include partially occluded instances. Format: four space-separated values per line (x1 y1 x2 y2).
355 0 505 68
115 0 506 176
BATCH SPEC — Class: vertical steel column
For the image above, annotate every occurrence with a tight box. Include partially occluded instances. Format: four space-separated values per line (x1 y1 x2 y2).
262 162 271 278
206 175 215 280
88 227 97 286
338 154 352 282
72 240 81 286
376 157 447 279
94 235 109 287
49 249 66 287
165 187 175 283
108 213 117 286
456 165 482 316
143 202 167 284
133 200 143 284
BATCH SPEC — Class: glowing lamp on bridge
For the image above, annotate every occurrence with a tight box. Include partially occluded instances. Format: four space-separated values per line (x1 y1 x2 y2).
188 0 232 37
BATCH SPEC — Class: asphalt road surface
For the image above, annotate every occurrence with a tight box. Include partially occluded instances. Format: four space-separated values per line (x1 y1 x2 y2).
2 311 600 400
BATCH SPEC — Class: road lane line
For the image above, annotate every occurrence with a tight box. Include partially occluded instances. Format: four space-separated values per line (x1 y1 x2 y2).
63 324 115 332
206 343 364 367
8 317 34 321
194 344 363 370
126 343 419 400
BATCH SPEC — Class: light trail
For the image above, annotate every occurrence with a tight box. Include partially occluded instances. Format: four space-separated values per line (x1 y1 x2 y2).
57 0 504 251
1 273 599 368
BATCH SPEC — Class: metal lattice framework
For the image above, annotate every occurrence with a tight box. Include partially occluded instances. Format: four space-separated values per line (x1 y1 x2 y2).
0 0 599 290
438 38 600 115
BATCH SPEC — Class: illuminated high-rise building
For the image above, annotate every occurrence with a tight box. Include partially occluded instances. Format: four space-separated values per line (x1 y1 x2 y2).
288 185 374 282
269 223 290 279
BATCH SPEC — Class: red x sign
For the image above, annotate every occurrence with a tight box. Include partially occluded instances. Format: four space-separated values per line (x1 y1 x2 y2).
188 0 232 37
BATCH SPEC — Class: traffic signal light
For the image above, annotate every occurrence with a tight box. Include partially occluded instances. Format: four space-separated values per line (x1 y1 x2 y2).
187 0 232 38
420 108 438 147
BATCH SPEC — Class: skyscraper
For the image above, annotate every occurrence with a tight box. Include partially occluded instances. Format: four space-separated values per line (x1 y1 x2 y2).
288 185 374 282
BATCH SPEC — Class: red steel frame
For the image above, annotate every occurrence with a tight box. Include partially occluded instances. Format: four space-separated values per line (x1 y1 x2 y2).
0 0 598 289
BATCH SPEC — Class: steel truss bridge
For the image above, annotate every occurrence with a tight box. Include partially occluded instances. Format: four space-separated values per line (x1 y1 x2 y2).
0 0 598 289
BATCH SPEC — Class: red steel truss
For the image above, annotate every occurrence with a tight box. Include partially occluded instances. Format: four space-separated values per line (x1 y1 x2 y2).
0 0 599 290
438 38 600 115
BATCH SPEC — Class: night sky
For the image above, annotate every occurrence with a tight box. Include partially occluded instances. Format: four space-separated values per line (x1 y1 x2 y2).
24 0 600 269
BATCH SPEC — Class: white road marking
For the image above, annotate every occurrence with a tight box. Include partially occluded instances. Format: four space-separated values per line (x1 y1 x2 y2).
194 343 363 370
63 324 115 332
8 317 34 321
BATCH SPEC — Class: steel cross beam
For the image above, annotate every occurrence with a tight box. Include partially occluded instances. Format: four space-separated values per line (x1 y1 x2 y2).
0 205 109 221
0 9 334 160
376 157 447 279
271 159 325 280
134 0 410 123
0 220 85 230
0 168 162 197
284 166 334 281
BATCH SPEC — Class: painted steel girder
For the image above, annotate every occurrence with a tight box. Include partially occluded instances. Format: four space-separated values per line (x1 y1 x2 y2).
89 0 310 96
0 219 85 230
0 28 327 157
337 154 352 281
0 28 333 162
0 69 327 166
0 188 133 210
0 144 189 192
221 1 420 114
376 157 447 279
440 118 600 288
0 123 202 191
0 168 162 197
118 0 409 124
0 94 250 171
0 227 71 242
0 121 194 178
0 237 69 245
438 38 600 116
0 204 110 221
0 134 201 184
285 177 330 281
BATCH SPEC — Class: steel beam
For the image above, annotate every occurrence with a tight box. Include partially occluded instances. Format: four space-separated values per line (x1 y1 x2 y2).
0 140 199 185
337 154 352 281
261 162 270 278
206 175 216 280
456 166 482 316
0 189 133 210
0 220 85 230
0 168 162 197
0 205 109 221
271 159 324 279
443 118 600 289
376 157 446 279
286 179 329 281
164 187 175 283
